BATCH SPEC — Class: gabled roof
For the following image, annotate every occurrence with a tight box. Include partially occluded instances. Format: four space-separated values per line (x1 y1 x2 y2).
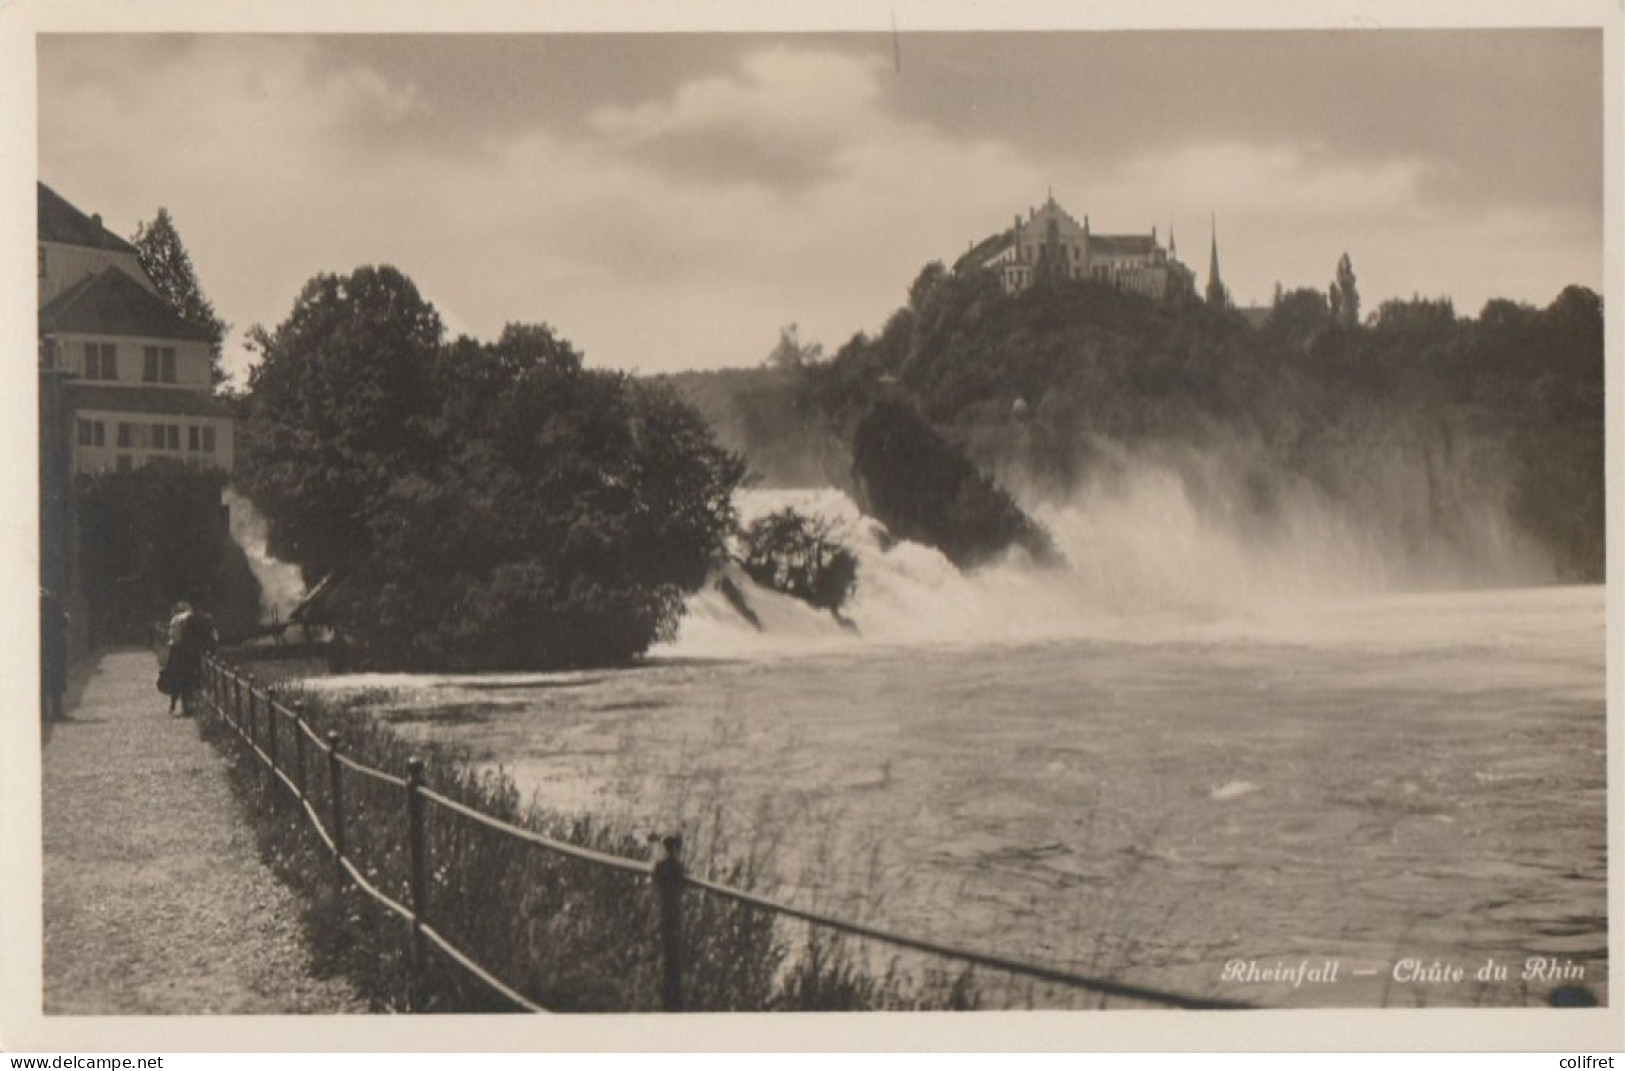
1090 234 1157 257
65 383 235 419
41 266 217 343
38 183 141 254
953 230 1016 274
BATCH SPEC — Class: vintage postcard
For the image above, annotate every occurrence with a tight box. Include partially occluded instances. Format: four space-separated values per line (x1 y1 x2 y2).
2 0 1619 1055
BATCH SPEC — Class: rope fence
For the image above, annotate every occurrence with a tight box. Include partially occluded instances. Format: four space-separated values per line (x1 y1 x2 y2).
192 650 1252 1014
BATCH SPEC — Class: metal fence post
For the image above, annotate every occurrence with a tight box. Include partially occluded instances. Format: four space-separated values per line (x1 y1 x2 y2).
292 701 307 802
232 673 243 730
327 730 347 884
246 675 259 754
266 695 280 785
406 757 429 1011
653 833 686 1012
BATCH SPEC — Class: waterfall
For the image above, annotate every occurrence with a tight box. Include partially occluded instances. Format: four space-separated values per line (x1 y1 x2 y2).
659 443 1554 658
223 486 306 621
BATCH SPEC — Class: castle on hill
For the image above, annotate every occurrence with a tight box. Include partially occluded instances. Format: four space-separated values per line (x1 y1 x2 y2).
954 192 1213 304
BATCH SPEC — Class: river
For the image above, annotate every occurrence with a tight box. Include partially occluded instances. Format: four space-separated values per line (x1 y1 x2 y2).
292 489 1608 1009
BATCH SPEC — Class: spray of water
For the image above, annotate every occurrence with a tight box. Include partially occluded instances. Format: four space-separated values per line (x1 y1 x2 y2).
661 432 1556 658
223 486 306 621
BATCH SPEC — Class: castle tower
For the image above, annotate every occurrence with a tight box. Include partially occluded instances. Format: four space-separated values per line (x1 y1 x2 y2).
1205 215 1229 309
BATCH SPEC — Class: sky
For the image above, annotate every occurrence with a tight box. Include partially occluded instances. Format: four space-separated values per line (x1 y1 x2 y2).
36 29 1605 381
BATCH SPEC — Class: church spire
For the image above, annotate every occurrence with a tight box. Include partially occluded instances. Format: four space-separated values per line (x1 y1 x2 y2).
1205 214 1228 309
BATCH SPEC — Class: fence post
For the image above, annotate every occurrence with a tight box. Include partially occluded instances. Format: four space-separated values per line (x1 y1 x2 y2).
266 694 280 785
246 675 259 754
327 730 347 885
292 701 307 802
653 833 686 1012
406 757 429 1011
232 673 243 731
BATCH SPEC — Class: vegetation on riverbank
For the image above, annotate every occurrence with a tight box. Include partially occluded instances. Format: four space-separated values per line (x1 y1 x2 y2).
200 673 981 1012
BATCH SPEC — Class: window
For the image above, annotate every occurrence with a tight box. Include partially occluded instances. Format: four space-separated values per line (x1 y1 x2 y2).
91 422 105 447
83 342 117 380
188 426 200 452
166 425 180 450
40 339 56 370
201 426 216 453
77 420 93 446
141 346 177 383
116 455 132 473
151 422 166 449
117 423 132 448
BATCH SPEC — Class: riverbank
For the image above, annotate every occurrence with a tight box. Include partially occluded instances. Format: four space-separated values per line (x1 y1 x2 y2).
41 648 365 1014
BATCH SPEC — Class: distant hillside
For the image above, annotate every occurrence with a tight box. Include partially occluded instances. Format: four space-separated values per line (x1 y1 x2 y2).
713 262 1605 583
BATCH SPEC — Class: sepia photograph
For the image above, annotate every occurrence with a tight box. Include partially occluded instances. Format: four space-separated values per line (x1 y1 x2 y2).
3 0 1619 1055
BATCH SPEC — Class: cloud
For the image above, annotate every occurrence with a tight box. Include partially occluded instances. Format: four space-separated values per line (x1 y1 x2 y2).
586 48 889 191
38 36 1602 379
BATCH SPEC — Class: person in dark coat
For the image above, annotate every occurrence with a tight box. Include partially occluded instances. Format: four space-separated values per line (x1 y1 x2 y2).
40 588 68 721
164 601 217 716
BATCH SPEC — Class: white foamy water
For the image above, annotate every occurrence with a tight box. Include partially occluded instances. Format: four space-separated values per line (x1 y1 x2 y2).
225 486 306 620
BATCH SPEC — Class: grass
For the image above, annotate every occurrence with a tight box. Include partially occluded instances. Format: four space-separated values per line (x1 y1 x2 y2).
197 664 984 1012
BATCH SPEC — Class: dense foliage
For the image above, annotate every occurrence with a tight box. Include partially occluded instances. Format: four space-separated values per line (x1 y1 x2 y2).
76 463 261 644
239 266 746 670
132 208 230 385
852 399 1060 570
759 263 1604 583
738 508 859 614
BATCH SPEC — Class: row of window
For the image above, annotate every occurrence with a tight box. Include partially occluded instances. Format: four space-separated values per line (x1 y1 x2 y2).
109 454 215 473
77 420 217 453
78 342 182 383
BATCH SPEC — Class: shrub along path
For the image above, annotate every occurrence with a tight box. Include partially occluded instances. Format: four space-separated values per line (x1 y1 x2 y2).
41 648 365 1014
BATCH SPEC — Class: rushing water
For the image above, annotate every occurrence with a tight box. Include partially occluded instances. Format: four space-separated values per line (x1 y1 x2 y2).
296 488 1608 1009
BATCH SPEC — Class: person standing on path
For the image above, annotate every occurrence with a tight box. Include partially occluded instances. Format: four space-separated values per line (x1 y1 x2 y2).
163 601 217 716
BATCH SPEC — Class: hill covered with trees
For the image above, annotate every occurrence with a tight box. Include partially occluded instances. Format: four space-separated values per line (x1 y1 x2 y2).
691 261 1604 584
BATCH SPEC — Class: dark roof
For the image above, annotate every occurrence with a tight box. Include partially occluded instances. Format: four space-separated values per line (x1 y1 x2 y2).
65 383 235 419
38 183 140 254
1090 234 1157 257
41 266 217 343
953 230 1016 274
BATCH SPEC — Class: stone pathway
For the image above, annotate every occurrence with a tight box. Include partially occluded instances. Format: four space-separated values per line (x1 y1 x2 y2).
41 648 365 1014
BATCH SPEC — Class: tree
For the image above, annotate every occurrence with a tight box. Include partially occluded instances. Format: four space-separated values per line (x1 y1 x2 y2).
132 208 230 386
1328 252 1360 329
763 323 824 371
908 260 949 314
238 265 445 582
238 269 747 669
739 508 859 614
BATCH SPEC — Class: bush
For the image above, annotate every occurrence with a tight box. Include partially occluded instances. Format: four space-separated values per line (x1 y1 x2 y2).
75 462 262 644
738 508 859 614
